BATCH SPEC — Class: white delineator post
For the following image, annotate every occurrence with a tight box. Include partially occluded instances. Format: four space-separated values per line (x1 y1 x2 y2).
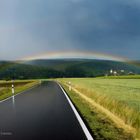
12 84 15 95
68 81 71 91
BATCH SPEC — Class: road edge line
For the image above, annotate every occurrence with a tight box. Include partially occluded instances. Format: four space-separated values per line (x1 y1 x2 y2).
0 84 40 103
57 82 94 140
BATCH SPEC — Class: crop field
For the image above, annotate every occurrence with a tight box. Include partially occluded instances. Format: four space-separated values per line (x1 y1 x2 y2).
58 77 140 139
0 80 39 101
100 75 140 79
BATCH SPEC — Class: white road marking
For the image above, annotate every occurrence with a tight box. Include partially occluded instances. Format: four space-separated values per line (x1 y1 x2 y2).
58 83 94 140
0 81 94 140
0 84 39 104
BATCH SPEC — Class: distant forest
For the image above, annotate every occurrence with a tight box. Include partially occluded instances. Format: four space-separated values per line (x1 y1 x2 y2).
0 59 140 80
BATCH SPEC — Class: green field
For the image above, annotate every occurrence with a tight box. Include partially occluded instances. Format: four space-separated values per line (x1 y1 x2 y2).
0 80 39 101
58 77 140 139
100 75 140 79
1 77 140 139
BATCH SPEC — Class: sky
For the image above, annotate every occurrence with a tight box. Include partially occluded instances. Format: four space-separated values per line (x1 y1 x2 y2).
0 0 140 60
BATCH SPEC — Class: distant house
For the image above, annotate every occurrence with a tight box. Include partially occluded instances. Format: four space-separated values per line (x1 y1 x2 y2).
128 71 135 75
113 71 117 76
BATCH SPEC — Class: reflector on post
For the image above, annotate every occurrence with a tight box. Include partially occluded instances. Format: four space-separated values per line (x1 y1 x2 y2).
12 84 15 94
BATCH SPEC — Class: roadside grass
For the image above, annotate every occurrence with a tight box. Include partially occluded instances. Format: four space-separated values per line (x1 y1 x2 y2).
62 84 133 140
58 78 140 139
0 80 39 101
99 75 140 79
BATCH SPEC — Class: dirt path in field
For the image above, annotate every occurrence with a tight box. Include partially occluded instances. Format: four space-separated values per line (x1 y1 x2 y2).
64 83 136 137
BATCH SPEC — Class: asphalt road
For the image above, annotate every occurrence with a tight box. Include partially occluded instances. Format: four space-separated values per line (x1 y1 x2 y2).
0 81 89 140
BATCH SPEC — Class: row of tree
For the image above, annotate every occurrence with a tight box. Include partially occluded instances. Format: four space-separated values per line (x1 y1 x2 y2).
0 60 140 80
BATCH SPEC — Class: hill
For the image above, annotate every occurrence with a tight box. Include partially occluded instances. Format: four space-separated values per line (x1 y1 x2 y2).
0 61 63 79
0 59 140 79
23 59 140 76
23 59 89 70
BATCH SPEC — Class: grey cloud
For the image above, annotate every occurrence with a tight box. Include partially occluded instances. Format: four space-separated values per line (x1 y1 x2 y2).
0 0 140 60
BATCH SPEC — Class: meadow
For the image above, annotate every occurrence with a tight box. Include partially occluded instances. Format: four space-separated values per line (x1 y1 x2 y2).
58 77 140 139
0 80 39 101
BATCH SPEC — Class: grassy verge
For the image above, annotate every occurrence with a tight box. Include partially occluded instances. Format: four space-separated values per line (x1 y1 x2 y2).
99 75 140 79
61 84 133 140
58 78 140 139
0 80 39 101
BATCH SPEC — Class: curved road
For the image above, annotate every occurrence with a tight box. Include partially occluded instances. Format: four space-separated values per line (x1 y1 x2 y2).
0 81 92 140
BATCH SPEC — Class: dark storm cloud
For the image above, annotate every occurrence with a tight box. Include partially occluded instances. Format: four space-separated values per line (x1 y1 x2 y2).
0 0 140 60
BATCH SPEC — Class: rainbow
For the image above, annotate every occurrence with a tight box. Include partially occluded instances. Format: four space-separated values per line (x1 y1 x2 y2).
21 50 128 62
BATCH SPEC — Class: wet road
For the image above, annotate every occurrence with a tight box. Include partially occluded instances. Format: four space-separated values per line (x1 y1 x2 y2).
0 81 89 140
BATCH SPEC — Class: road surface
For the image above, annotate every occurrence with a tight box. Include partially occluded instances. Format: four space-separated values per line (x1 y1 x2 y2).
0 81 92 140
